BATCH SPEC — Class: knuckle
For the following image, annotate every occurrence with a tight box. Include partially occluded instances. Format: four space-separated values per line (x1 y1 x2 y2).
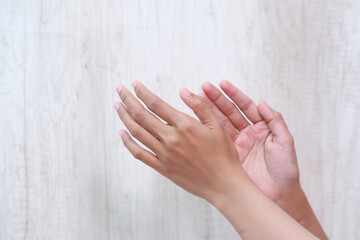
158 151 170 163
227 88 238 98
193 97 206 110
129 127 141 138
240 100 252 111
160 166 173 176
178 120 193 133
192 99 208 116
132 149 143 160
147 97 161 112
122 137 129 146
223 105 236 117
133 109 144 121
120 92 128 103
164 135 181 148
117 110 124 120
212 91 222 102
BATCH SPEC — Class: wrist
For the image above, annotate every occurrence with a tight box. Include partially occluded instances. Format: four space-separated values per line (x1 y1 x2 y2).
206 168 251 209
276 184 312 224
207 174 319 239
277 185 328 239
208 174 259 236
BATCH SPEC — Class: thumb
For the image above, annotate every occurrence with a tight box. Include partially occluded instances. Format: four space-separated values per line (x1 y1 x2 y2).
258 100 294 146
180 87 217 126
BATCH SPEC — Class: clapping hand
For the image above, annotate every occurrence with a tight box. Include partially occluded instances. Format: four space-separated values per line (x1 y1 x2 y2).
191 81 301 205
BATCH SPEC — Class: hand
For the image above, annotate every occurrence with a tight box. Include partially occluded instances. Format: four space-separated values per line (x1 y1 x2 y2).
196 81 328 239
113 82 320 240
193 80 301 205
114 81 247 203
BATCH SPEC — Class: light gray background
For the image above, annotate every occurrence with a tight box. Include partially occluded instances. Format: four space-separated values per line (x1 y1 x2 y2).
1 0 359 239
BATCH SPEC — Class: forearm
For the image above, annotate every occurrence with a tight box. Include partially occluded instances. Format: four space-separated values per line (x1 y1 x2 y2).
276 186 328 240
209 175 319 240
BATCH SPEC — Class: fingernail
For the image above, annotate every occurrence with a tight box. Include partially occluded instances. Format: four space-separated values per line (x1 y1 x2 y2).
181 87 191 97
132 81 137 88
114 102 121 110
116 85 122 93
119 130 124 136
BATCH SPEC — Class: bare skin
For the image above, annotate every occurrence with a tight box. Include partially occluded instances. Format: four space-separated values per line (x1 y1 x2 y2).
199 80 327 240
114 81 319 240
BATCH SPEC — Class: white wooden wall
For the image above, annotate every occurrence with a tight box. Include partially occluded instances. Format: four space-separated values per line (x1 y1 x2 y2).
1 0 359 239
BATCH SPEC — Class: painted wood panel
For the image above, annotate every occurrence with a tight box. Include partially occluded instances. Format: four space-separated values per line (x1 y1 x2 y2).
1 0 359 239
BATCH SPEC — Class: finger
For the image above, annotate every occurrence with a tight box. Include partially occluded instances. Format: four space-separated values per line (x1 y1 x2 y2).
198 92 238 140
119 130 163 171
202 82 249 131
115 102 164 154
219 80 263 123
179 87 218 127
117 85 168 139
132 81 182 125
258 101 294 146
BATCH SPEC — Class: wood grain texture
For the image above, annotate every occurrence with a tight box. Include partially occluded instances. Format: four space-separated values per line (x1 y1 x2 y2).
1 0 359 239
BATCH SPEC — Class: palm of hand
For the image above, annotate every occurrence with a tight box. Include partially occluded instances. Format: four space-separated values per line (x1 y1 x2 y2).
233 121 299 202
199 81 301 203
